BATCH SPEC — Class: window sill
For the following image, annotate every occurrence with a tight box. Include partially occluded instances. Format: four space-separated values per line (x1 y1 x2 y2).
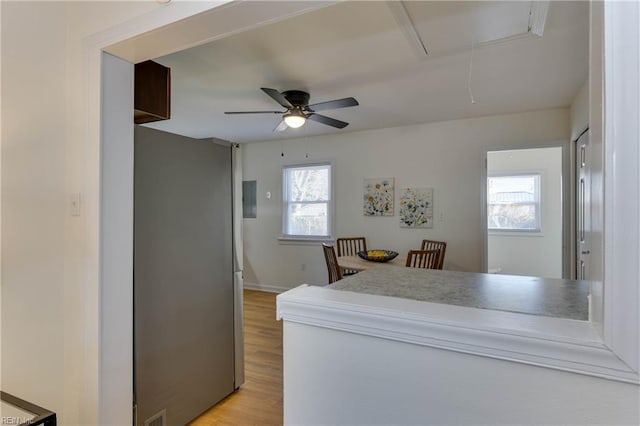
489 230 544 238
278 236 335 246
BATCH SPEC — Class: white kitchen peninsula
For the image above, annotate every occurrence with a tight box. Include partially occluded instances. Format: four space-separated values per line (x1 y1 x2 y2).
329 266 589 320
277 267 639 425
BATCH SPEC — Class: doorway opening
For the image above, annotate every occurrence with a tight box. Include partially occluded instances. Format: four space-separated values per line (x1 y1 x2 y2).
484 145 567 279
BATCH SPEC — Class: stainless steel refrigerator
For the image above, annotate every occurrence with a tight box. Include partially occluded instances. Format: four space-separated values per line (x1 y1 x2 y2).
133 126 242 426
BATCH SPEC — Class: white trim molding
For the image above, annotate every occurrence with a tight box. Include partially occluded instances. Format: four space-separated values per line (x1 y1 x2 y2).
277 285 639 384
603 0 640 374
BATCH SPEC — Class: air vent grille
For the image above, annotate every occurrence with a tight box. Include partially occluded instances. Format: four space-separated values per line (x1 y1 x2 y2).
144 409 166 426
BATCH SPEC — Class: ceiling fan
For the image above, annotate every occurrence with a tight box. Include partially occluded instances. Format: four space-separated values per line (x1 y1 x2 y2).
224 87 359 131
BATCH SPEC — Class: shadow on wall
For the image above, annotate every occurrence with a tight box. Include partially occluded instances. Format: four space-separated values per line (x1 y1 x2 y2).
243 257 259 285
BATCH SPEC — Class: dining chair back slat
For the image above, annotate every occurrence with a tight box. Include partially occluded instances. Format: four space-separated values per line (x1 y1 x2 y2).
336 237 367 276
322 243 343 284
336 237 367 256
405 249 440 270
420 239 447 269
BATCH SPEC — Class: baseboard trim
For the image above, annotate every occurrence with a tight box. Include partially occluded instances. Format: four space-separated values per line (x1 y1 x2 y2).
244 282 290 294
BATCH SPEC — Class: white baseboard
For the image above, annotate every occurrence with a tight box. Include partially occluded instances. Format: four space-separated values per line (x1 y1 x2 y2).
243 281 291 294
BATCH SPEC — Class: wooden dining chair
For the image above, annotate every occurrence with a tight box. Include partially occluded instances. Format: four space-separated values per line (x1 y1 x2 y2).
405 249 441 270
336 237 367 275
420 239 447 269
322 243 343 284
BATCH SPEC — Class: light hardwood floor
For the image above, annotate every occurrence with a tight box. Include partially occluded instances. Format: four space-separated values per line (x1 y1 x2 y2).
191 290 283 425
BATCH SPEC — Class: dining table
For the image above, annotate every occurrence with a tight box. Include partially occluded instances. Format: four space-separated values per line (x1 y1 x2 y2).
337 255 406 273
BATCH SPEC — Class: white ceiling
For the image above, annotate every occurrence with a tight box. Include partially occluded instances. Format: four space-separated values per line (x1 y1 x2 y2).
144 1 589 143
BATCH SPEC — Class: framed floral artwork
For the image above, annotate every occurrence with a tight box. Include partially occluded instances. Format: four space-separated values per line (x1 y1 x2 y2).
363 178 394 216
399 187 433 228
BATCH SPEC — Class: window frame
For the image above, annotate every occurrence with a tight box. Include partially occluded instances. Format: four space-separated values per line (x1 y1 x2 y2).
487 172 542 233
281 161 334 242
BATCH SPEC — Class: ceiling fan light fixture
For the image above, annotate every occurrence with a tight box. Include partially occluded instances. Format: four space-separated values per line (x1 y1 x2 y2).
225 88 356 130
284 111 306 128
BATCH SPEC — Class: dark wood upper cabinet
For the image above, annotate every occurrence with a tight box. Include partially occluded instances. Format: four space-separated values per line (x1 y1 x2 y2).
134 60 171 124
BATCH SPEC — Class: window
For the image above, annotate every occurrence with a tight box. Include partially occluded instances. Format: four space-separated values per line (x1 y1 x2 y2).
487 174 541 231
282 163 333 239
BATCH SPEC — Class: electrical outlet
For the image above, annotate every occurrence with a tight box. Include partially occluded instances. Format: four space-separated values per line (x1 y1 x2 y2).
438 212 445 222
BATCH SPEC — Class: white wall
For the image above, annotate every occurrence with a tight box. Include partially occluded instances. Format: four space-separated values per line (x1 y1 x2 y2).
100 53 135 426
283 321 639 425
243 108 569 289
1 2 67 416
1 2 161 424
487 147 563 278
570 81 589 141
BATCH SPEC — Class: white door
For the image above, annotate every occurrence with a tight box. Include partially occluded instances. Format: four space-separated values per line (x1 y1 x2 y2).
576 131 591 279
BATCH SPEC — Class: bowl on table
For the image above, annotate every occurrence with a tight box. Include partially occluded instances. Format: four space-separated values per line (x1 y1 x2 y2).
357 249 399 262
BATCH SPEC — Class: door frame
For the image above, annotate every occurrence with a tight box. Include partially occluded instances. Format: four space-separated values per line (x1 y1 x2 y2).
82 1 640 424
481 142 570 278
83 2 338 425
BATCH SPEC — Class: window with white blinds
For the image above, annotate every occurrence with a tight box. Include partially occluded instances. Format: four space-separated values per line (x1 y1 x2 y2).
282 163 333 239
487 174 541 232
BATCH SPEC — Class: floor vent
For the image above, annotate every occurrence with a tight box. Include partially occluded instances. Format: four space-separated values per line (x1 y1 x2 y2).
144 409 166 426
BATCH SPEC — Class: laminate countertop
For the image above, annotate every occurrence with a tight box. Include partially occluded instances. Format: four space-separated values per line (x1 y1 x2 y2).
328 266 590 320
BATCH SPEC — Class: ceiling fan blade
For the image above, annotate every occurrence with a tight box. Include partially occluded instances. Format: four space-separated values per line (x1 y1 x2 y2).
274 120 288 132
308 97 359 112
261 87 293 109
307 113 349 129
224 111 282 114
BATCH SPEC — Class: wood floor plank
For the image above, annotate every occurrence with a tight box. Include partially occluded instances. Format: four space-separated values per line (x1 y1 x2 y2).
190 290 283 426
